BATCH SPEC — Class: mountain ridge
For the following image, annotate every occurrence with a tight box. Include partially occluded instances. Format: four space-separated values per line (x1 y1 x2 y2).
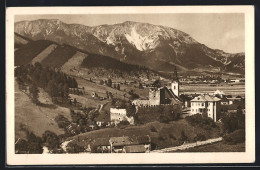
14 19 245 74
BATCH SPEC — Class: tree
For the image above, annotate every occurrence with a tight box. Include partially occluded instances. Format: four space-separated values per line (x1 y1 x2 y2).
152 80 162 88
180 130 188 142
117 84 120 90
42 131 60 151
29 83 39 104
73 98 77 106
126 103 136 117
107 79 112 87
99 80 104 85
138 83 143 89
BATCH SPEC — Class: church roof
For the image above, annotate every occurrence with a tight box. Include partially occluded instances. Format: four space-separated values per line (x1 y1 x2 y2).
165 87 183 103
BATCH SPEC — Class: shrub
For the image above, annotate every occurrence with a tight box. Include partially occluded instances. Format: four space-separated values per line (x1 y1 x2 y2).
150 125 158 132
223 129 245 145
194 133 206 141
117 120 130 128
55 115 71 129
66 142 85 153
185 114 215 130
169 134 176 140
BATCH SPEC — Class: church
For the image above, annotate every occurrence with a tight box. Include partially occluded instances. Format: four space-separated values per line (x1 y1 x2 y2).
132 67 183 110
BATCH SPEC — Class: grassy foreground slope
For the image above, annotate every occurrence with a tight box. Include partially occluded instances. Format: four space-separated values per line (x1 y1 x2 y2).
15 80 71 140
178 141 245 152
67 120 221 149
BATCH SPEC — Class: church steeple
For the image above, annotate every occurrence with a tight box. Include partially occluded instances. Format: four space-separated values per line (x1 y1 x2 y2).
172 66 179 82
171 66 179 96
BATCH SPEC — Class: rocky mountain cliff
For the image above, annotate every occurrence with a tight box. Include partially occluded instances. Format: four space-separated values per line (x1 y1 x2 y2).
14 19 245 74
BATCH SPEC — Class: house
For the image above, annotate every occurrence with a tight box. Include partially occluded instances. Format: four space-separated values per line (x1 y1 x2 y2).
214 90 225 98
220 101 245 114
109 135 151 153
220 97 229 105
94 111 111 127
90 138 111 153
110 108 134 126
190 94 221 122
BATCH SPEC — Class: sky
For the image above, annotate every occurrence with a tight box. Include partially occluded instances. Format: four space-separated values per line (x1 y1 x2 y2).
15 13 245 53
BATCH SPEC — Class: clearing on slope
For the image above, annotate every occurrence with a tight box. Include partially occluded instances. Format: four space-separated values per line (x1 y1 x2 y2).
31 44 58 64
41 44 77 68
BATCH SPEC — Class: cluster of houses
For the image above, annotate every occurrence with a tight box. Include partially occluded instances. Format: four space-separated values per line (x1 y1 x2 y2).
63 135 151 153
60 68 245 153
92 68 245 129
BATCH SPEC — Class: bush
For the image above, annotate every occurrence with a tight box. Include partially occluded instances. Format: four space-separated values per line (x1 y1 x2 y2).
55 115 71 129
194 133 206 141
66 142 85 153
117 120 130 128
150 126 158 132
223 129 245 145
169 134 176 140
185 114 215 130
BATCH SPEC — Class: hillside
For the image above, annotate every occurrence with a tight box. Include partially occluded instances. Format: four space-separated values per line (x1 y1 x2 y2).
15 40 53 66
66 120 221 150
14 19 245 74
14 32 32 48
14 36 162 80
15 80 71 140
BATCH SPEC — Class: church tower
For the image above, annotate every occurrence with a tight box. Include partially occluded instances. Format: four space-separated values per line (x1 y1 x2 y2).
171 66 179 96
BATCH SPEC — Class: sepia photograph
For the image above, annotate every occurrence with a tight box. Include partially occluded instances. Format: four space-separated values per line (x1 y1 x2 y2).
6 6 255 165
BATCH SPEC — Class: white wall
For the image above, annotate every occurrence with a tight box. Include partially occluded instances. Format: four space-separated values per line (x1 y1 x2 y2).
110 108 134 125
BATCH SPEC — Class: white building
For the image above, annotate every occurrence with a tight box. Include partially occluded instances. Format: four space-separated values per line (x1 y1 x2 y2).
110 108 134 126
190 94 221 122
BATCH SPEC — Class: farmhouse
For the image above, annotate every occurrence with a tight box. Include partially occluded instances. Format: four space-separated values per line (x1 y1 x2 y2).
190 94 221 122
109 135 151 153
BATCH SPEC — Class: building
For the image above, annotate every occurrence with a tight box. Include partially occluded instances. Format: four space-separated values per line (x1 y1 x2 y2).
132 67 183 114
110 108 134 126
109 135 151 153
190 94 221 122
214 90 225 98
90 138 111 153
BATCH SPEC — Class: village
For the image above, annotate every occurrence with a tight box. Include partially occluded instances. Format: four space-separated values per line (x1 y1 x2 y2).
54 67 245 154
14 62 245 154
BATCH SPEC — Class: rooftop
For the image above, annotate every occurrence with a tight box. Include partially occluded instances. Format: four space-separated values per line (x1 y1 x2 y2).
191 94 221 102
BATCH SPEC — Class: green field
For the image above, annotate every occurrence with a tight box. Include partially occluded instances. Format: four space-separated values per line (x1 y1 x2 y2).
180 83 245 97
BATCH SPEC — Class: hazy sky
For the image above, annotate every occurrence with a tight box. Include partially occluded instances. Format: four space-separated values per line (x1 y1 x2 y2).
15 14 245 53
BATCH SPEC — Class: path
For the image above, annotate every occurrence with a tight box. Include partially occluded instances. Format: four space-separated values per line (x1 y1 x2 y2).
151 137 223 153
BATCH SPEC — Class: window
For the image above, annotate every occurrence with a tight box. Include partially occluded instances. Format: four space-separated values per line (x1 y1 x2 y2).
198 103 200 106
196 109 197 112
174 86 176 89
208 109 210 111
202 103 204 106
192 109 194 112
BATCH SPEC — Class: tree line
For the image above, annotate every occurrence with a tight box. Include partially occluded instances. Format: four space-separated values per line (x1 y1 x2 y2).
15 63 78 104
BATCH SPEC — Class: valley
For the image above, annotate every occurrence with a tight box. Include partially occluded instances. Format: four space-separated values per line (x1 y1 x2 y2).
13 19 246 154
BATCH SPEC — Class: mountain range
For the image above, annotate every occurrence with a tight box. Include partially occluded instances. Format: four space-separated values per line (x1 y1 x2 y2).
14 19 245 74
